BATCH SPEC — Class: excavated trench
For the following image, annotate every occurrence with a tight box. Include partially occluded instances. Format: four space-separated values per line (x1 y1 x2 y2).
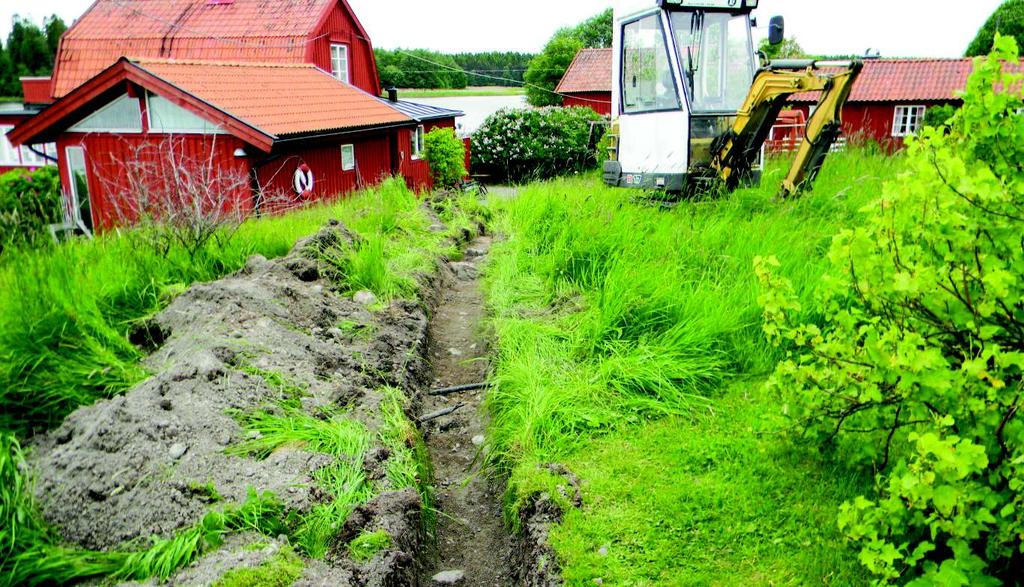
418 235 515 586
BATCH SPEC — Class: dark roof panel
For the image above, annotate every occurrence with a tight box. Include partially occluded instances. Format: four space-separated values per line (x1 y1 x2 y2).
379 98 463 122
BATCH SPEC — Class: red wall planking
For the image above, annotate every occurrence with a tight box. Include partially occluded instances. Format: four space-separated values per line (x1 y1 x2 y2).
563 92 613 116
56 133 251 231
255 134 394 206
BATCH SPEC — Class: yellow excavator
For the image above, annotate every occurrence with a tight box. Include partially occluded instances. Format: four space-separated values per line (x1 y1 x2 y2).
604 0 862 197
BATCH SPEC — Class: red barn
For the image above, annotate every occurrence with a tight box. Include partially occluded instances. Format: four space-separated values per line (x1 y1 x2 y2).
556 48 613 116
9 0 461 233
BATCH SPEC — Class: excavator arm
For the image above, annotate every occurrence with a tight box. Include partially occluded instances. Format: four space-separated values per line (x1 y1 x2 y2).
712 60 863 196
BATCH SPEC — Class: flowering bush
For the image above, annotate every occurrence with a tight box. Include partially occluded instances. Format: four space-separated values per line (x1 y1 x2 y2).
0 166 62 252
471 106 604 183
757 36 1024 585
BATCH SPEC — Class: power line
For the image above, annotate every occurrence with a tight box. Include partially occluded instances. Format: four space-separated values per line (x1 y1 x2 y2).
394 49 612 105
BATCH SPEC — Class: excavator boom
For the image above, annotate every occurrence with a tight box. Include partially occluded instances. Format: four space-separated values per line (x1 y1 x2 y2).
713 60 863 196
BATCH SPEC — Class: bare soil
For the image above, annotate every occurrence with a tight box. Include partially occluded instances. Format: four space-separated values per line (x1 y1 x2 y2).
419 235 515 586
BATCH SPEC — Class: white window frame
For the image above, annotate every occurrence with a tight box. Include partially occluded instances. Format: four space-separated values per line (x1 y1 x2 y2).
892 105 926 137
411 125 425 160
330 44 350 83
0 126 19 165
341 144 355 171
68 94 144 134
1 126 56 167
145 93 228 135
65 145 94 230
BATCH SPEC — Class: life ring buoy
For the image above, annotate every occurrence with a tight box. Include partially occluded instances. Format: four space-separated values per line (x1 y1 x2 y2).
293 164 314 197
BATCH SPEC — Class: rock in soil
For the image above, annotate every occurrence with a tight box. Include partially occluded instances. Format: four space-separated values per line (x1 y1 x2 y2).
432 569 466 584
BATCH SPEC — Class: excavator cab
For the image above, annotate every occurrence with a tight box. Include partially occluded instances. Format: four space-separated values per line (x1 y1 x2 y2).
604 0 862 197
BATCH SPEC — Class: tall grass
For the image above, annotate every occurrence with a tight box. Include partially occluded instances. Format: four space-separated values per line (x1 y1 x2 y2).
484 149 900 471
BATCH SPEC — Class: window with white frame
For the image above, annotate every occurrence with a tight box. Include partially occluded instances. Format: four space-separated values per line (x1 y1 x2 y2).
893 105 926 137
330 44 350 83
68 94 143 133
0 126 18 165
341 144 355 171
0 126 56 167
411 125 425 159
147 93 226 133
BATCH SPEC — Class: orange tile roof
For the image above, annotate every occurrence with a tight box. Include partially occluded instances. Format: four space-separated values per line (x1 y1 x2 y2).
556 48 613 94
53 0 338 98
790 58 1024 103
134 59 411 136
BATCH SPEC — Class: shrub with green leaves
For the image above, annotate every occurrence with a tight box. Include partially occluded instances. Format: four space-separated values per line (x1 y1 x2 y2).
471 106 604 183
0 166 62 252
422 127 466 189
756 36 1024 584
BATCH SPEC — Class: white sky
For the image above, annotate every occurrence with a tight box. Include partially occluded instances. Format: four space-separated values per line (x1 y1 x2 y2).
0 0 1006 58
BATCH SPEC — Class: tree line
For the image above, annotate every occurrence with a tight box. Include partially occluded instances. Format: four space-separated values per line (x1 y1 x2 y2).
374 49 535 90
0 15 66 98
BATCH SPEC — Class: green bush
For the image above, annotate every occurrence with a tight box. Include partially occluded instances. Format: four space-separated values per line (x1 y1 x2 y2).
471 107 604 183
757 36 1024 584
423 127 466 189
0 166 62 252
923 104 957 129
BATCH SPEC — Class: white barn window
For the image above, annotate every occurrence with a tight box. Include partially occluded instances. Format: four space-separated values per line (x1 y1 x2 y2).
330 44 350 83
341 144 355 171
147 93 226 134
893 105 926 137
411 125 425 159
68 94 143 133
0 126 18 165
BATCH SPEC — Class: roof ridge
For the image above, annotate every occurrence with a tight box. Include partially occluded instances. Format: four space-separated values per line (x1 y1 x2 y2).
131 58 316 68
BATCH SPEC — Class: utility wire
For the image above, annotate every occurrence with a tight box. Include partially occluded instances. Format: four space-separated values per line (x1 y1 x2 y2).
394 49 612 105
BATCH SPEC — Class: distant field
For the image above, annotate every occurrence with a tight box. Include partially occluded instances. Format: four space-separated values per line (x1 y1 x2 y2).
395 86 525 98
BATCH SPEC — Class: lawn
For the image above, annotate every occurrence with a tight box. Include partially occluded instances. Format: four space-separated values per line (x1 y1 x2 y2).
482 149 900 584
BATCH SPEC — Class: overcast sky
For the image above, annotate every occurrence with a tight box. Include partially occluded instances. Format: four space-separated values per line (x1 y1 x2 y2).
0 0 1006 58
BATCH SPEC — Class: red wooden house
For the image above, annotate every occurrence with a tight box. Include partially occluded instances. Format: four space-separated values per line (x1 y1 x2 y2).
556 48 613 116
9 0 461 232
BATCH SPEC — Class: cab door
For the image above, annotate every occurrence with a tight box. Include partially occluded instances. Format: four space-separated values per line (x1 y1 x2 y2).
615 11 690 181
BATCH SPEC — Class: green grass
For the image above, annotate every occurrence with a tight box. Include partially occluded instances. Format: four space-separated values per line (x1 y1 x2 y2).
550 383 871 586
482 149 901 581
348 529 392 562
212 545 304 587
392 86 525 98
229 406 373 558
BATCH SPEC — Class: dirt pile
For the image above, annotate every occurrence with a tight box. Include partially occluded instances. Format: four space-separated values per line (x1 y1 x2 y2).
28 221 436 585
